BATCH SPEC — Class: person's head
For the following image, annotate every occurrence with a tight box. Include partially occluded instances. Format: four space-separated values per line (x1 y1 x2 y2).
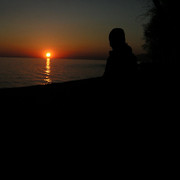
109 28 126 50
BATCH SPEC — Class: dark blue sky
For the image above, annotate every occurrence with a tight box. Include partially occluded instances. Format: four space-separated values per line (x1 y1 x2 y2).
0 0 151 58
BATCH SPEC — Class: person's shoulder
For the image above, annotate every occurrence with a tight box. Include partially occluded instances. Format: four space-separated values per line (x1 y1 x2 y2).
125 44 136 58
124 44 133 53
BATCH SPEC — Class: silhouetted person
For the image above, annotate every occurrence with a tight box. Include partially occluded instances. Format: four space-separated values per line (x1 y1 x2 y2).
104 28 137 80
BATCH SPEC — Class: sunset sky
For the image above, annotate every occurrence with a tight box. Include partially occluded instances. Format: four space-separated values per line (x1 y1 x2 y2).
0 0 151 59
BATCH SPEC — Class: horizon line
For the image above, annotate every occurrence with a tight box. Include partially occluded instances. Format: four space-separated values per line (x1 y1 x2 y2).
0 53 146 59
0 55 107 60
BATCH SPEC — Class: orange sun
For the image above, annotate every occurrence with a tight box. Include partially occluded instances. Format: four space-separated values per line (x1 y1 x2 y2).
46 52 51 58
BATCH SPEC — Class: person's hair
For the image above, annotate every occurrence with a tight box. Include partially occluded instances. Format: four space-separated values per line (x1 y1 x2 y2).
109 28 126 49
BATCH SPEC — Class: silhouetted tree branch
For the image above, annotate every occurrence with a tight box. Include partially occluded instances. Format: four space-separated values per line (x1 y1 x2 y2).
143 0 179 65
153 0 161 9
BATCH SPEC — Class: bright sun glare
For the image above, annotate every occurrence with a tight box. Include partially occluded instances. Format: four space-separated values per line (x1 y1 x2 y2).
46 52 51 58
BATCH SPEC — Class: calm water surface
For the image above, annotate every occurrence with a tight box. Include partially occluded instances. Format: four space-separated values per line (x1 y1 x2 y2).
0 57 106 88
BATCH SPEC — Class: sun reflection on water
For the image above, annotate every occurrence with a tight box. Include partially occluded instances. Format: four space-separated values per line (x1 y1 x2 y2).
45 58 52 84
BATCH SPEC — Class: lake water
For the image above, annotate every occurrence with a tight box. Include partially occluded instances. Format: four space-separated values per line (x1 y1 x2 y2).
0 57 106 88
